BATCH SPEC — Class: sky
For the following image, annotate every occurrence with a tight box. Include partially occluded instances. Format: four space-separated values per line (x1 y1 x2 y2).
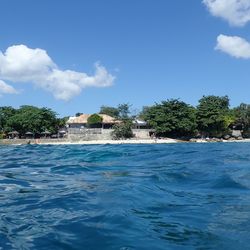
1 0 250 117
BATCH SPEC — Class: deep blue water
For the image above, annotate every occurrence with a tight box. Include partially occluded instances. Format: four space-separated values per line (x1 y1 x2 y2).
1 143 250 249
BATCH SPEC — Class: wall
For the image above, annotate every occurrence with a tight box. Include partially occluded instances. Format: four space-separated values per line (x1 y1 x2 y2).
132 129 152 139
0 129 153 144
67 128 113 140
67 128 152 140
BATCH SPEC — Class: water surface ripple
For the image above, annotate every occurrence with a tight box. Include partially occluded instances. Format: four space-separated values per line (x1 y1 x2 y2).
1 143 250 249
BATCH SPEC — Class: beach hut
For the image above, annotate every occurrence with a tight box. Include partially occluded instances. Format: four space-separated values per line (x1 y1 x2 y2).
58 129 67 138
8 131 19 139
41 130 51 138
25 132 34 139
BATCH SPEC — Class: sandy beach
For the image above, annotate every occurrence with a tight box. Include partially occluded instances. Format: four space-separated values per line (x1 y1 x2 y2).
2 138 250 145
38 138 250 145
39 138 179 145
0 138 179 145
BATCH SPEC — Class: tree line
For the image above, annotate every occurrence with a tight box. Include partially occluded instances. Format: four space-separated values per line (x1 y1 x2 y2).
0 105 67 138
99 96 250 139
1 95 250 139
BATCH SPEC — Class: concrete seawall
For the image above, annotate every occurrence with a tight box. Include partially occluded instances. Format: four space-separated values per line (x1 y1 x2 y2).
0 130 153 145
67 129 152 141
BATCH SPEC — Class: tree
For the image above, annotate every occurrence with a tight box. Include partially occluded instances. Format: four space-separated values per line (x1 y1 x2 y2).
7 105 58 135
56 117 68 129
112 120 134 139
196 95 230 137
99 106 119 118
139 106 151 120
0 106 17 132
87 114 103 127
118 103 131 120
233 103 250 128
75 112 83 117
99 103 132 120
39 107 58 133
233 103 250 137
143 99 197 137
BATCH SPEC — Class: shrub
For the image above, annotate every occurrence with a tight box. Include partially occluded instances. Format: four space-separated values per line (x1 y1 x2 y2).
112 121 133 139
87 114 103 126
0 133 5 139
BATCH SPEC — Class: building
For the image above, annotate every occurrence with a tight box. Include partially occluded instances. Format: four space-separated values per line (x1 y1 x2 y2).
66 114 120 140
66 114 154 140
132 119 150 129
67 114 121 130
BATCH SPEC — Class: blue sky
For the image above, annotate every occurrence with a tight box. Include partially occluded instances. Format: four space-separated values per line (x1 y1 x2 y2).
1 0 250 117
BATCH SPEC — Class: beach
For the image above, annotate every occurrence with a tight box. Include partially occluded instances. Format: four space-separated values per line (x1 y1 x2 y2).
1 138 250 145
42 138 179 145
0 138 178 145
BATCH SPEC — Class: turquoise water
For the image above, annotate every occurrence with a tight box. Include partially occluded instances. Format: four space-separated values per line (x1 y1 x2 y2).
1 143 250 249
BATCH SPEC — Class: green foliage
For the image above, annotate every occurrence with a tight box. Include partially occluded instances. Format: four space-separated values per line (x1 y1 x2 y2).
0 133 5 139
56 117 68 128
224 112 236 128
2 96 250 140
0 105 58 136
75 113 83 117
139 106 151 120
99 106 119 118
87 114 103 125
232 103 250 137
0 106 17 132
233 103 250 129
99 103 132 120
143 99 197 137
112 120 134 139
196 95 230 137
118 103 131 119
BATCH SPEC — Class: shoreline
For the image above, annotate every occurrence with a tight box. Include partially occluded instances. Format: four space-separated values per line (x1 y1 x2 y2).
0 138 178 145
1 138 250 145
41 138 179 145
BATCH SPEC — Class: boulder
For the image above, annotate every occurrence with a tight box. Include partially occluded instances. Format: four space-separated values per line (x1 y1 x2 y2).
223 135 231 140
232 130 242 139
189 138 197 142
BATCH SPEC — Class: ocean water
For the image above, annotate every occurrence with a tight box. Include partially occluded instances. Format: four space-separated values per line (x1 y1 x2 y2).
0 143 250 249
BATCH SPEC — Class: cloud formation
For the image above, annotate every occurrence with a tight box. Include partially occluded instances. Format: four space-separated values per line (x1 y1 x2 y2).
0 80 18 96
203 0 250 26
0 44 115 100
215 34 250 58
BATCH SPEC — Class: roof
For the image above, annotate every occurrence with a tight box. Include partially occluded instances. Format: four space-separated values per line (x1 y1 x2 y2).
25 132 34 135
67 114 121 124
133 119 147 125
8 131 19 135
41 130 51 134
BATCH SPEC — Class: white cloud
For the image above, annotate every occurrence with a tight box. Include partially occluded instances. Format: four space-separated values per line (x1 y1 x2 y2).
0 80 18 96
0 44 115 100
215 34 250 58
203 0 250 26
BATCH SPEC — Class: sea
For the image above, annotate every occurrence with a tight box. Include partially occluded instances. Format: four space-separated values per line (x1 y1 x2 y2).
0 143 250 249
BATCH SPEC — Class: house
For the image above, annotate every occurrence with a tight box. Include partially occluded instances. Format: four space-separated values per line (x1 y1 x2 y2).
67 114 121 130
132 119 155 138
66 114 154 140
66 114 120 140
132 119 150 129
